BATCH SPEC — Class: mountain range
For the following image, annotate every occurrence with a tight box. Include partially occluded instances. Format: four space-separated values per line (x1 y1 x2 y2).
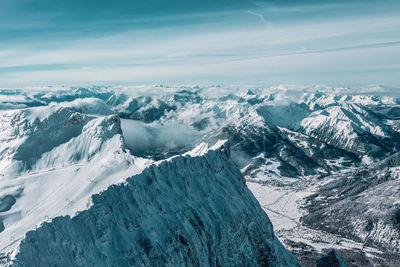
0 85 399 266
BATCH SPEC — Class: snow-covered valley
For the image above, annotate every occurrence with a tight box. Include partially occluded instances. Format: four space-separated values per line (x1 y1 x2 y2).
1 85 400 266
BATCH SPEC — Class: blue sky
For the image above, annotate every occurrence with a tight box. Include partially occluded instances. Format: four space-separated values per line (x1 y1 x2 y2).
0 0 399 87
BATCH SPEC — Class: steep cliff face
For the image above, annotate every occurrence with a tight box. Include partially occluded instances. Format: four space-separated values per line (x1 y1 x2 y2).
10 142 300 267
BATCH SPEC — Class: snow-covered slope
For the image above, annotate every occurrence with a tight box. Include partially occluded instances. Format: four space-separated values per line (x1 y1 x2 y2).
9 142 300 267
0 99 118 175
298 103 400 156
0 101 152 261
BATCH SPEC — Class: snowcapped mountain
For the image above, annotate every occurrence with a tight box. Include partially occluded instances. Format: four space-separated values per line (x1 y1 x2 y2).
11 142 300 266
0 85 400 266
0 102 123 174
0 88 301 266
298 102 400 157
0 101 153 264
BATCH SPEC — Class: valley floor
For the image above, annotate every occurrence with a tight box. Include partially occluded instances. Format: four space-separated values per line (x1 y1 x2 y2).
247 179 400 267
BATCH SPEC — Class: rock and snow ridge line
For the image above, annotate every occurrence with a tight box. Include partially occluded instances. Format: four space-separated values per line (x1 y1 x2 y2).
6 141 300 267
0 105 152 261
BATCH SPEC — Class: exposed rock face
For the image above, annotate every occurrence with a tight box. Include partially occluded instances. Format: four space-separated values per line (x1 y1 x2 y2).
316 250 348 267
11 143 300 267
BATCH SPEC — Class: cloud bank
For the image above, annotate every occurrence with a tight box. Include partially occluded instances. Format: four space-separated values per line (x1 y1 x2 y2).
120 119 199 156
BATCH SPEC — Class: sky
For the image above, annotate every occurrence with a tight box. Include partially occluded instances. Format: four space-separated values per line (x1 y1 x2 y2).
0 0 399 87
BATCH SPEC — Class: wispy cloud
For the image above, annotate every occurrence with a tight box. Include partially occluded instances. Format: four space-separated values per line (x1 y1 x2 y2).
0 0 399 87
